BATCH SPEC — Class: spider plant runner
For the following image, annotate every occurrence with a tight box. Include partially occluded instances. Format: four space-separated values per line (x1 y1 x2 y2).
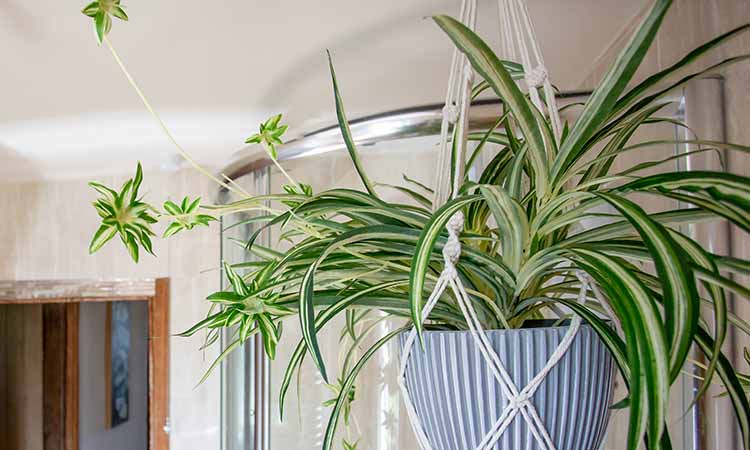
83 1 750 449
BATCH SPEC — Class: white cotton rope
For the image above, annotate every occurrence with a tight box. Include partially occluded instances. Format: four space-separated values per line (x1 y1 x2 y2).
497 0 563 143
397 1 604 449
433 0 477 209
398 211 595 450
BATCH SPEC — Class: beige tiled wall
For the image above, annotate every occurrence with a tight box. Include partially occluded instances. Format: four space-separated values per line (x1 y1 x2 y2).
0 169 222 450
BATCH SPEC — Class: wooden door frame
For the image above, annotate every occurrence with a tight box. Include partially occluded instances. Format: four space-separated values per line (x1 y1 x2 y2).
41 302 79 450
0 278 170 450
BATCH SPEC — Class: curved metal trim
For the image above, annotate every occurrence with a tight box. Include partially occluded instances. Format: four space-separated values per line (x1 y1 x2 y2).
220 92 592 184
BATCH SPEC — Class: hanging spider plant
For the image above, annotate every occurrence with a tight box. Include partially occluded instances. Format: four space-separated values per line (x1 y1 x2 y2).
85 0 750 449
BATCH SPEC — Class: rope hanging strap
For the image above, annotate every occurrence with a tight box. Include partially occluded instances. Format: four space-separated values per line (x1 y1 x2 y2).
398 212 594 450
434 0 565 209
498 0 562 142
398 1 590 448
433 0 477 209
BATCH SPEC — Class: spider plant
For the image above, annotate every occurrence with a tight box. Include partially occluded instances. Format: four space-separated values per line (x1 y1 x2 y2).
85 1 750 449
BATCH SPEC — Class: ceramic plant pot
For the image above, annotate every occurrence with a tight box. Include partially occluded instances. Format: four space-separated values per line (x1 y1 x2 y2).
399 323 615 450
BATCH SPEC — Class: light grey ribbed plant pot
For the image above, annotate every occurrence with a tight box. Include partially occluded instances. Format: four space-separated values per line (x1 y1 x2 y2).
399 323 615 450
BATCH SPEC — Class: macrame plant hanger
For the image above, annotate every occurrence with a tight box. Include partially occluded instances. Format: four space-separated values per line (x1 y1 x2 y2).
398 1 588 449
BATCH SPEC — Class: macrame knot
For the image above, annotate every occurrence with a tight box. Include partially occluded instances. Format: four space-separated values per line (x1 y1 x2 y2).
508 392 532 410
442 103 459 124
442 241 461 266
525 64 548 88
446 211 464 234
441 212 464 278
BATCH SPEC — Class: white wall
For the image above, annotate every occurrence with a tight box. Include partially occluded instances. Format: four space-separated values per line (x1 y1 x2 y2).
79 301 148 450
0 169 222 450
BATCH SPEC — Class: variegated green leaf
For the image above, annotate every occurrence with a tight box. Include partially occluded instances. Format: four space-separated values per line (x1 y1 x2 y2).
612 24 749 117
569 248 669 449
433 15 549 200
479 185 528 273
695 327 750 449
551 0 672 184
327 51 377 197
597 193 698 383
89 224 117 253
279 281 406 418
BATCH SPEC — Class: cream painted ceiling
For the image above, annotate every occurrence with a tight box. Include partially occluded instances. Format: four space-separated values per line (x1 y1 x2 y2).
0 0 645 181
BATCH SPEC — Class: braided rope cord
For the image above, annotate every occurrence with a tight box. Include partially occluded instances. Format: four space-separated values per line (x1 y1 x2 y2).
396 1 613 449
498 0 563 142
433 0 477 209
398 211 597 450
